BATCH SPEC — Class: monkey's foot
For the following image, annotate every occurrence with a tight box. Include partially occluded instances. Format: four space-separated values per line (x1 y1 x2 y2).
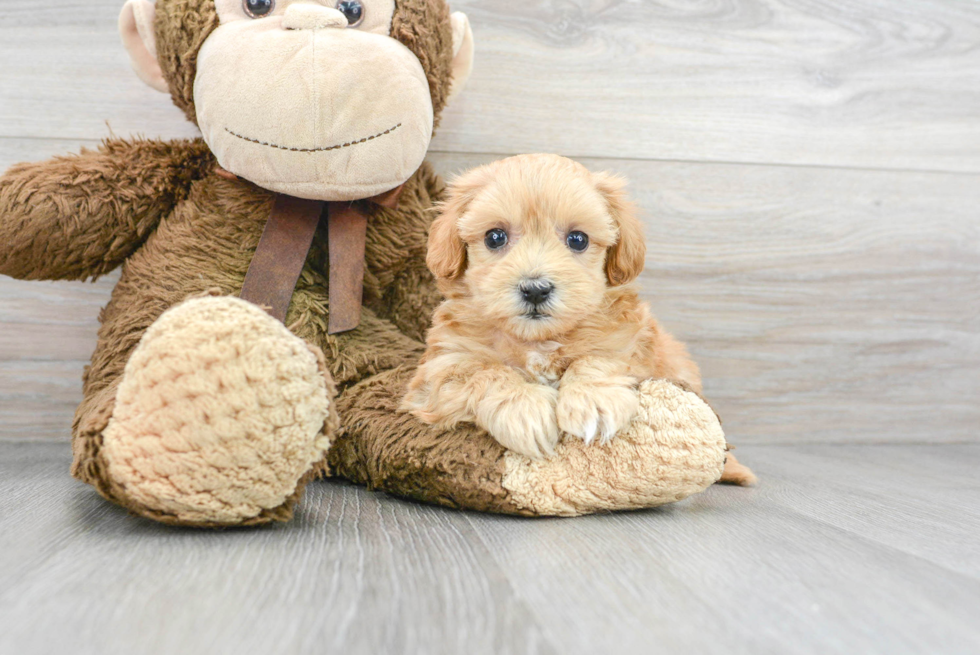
99 296 335 526
719 452 758 487
501 380 727 515
330 372 727 517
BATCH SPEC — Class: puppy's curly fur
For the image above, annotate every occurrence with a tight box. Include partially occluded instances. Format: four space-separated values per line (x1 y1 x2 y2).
403 154 704 460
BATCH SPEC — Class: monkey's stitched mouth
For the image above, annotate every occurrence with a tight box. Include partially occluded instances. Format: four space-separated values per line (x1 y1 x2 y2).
224 123 402 153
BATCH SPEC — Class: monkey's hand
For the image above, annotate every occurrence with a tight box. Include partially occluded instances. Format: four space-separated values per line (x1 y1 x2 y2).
557 358 640 445
0 138 212 281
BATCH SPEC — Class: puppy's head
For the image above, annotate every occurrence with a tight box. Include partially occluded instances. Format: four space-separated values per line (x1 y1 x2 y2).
428 154 646 340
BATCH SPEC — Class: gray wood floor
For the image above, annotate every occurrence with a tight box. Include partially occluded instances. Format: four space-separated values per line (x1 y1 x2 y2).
2 4 978 653
1 440 978 655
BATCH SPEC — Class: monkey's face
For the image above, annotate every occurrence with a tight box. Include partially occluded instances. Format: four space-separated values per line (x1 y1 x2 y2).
197 0 431 200
120 0 474 201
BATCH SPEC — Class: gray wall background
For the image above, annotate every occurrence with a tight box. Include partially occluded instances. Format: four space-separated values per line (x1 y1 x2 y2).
1 0 977 444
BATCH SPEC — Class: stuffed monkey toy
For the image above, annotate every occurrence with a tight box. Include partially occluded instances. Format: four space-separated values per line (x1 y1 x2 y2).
0 0 737 527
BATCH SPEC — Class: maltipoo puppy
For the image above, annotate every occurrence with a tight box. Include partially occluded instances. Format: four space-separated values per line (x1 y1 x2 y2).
401 154 704 461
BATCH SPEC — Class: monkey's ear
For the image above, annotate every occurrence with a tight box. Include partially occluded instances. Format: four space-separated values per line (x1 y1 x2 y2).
594 172 647 286
447 12 475 102
119 0 169 94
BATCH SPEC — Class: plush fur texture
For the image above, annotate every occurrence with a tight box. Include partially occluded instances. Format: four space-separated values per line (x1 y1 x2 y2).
501 380 728 515
153 0 453 130
155 0 220 124
329 370 728 515
390 0 454 127
8 137 444 525
189 0 449 200
404 155 704 459
101 296 335 525
0 1 748 527
0 139 212 280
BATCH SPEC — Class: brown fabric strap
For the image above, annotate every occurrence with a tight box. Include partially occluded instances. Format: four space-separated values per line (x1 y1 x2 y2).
240 195 324 323
326 203 368 335
324 184 404 333
239 185 405 333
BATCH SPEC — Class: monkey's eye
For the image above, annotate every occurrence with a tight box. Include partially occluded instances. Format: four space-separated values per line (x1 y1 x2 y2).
243 0 274 18
485 229 508 251
336 1 365 26
566 231 589 252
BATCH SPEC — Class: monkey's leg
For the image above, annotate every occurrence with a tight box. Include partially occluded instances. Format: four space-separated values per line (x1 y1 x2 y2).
328 349 730 516
719 452 758 487
72 296 337 527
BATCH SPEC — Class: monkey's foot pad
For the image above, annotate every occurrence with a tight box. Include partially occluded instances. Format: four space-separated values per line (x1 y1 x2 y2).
101 296 333 526
332 373 728 516
502 380 728 515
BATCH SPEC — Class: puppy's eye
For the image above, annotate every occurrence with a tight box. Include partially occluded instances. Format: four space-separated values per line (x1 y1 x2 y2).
336 1 364 26
485 228 508 251
243 0 275 18
566 231 589 252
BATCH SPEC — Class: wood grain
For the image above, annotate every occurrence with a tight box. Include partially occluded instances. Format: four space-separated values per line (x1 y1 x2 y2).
0 442 556 655
3 4 979 653
1 0 979 445
740 444 980 579
2 441 978 655
465 446 980 655
430 153 980 444
2 142 977 444
2 1 980 171
0 254 117 438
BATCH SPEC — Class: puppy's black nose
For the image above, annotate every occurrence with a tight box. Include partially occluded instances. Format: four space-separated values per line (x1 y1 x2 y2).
520 280 554 306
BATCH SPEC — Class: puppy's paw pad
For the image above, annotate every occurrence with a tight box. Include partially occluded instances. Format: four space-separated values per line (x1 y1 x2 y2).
558 382 639 445
719 454 759 487
481 384 559 460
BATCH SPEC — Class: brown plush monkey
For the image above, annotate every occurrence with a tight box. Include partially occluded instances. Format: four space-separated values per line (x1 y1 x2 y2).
0 0 731 527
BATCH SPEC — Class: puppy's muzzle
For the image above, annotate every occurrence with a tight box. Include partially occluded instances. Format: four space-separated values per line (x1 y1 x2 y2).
519 279 555 307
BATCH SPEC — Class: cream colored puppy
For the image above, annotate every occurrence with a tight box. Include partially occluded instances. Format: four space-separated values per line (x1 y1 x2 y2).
402 154 703 460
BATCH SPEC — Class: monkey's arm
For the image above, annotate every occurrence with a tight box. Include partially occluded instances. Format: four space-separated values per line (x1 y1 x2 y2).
0 138 213 281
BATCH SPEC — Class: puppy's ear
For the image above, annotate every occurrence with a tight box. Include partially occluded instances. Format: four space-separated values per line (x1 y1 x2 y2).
427 165 494 281
594 172 646 286
427 205 467 281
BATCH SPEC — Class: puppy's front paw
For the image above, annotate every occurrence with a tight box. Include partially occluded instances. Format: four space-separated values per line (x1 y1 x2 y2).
478 384 559 460
557 380 639 445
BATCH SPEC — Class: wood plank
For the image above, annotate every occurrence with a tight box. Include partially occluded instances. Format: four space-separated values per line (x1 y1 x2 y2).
0 137 102 171
0 2 198 143
0 267 117 439
465 445 980 655
438 0 980 172
0 362 87 439
429 152 980 445
1 1 979 172
0 442 556 655
1 143 977 444
741 444 980 579
2 442 979 655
